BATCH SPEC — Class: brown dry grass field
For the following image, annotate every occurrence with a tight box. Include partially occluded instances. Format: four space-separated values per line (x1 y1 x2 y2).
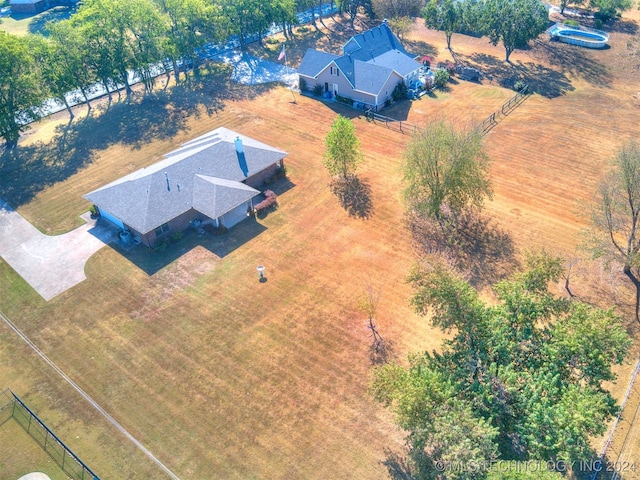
1 10 640 480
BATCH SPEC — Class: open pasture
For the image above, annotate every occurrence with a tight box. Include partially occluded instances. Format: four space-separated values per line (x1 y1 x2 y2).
1 11 640 479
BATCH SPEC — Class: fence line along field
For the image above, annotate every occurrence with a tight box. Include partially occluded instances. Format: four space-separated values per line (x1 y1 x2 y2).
1 10 640 480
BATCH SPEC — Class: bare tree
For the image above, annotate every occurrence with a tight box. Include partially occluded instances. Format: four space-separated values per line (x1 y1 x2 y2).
357 282 389 363
562 255 581 299
587 140 640 322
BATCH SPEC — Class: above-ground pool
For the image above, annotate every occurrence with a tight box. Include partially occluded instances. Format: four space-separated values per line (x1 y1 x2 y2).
546 23 609 48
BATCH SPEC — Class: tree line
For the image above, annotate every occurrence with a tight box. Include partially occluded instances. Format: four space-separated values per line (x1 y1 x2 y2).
0 0 338 148
1 0 632 148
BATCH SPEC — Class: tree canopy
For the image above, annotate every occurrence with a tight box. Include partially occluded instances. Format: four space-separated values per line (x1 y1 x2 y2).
422 0 463 50
0 0 317 146
372 251 631 478
590 0 633 22
480 0 548 62
323 114 363 178
403 120 492 223
0 32 48 148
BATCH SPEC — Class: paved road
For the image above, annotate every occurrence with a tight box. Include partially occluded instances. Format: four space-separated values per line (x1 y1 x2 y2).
0 200 117 300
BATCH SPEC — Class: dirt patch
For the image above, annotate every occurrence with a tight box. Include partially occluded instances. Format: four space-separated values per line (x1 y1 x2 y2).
130 246 218 321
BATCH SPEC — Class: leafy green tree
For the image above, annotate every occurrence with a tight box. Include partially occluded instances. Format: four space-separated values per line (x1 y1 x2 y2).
587 140 640 322
157 0 220 82
403 119 492 224
71 0 168 98
386 16 414 40
323 114 363 178
460 0 484 35
0 33 47 148
423 0 463 50
373 251 631 475
216 0 275 49
433 67 450 87
590 0 632 22
267 0 298 40
296 0 321 30
70 0 129 101
120 0 169 92
372 356 498 480
480 0 548 62
47 20 100 116
337 0 373 29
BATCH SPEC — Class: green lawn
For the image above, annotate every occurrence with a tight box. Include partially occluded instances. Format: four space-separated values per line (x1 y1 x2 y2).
0 418 70 480
0 5 73 36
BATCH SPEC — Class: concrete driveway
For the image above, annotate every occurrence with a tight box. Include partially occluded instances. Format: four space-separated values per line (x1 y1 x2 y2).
0 199 117 301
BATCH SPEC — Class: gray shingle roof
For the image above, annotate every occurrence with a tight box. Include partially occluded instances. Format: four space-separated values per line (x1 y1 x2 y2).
371 50 422 76
344 22 412 60
297 49 339 78
84 127 286 234
298 22 420 98
352 61 395 95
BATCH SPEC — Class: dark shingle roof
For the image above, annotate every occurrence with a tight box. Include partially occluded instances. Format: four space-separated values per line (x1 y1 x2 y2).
297 49 340 78
84 128 286 234
298 22 420 97
352 61 394 95
343 22 412 60
371 50 422 76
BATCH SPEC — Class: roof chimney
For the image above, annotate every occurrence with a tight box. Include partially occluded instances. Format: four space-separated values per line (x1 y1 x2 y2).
234 136 249 177
234 136 244 155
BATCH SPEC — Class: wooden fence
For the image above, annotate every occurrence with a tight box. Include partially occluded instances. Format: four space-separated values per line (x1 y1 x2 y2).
478 85 531 135
363 84 531 137
364 109 419 135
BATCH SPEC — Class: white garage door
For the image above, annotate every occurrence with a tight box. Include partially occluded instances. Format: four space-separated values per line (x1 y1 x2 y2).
98 209 125 230
221 203 250 228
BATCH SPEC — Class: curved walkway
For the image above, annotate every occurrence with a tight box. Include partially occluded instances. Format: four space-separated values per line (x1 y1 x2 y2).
0 199 117 301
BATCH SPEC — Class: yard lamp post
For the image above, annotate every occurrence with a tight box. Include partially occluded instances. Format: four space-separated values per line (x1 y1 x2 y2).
257 265 265 281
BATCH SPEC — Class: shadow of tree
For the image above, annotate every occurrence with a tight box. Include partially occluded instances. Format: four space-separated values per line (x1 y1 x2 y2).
382 99 413 121
329 175 373 219
453 51 577 98
599 17 639 35
408 210 519 288
381 448 414 480
529 39 611 89
402 39 439 59
0 63 276 207
28 6 74 35
370 338 396 365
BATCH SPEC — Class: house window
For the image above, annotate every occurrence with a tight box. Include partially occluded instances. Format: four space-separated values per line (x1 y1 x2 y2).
154 222 170 237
